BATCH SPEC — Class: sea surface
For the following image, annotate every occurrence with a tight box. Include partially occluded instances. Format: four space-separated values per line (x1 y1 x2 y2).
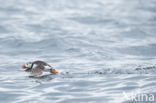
0 0 156 103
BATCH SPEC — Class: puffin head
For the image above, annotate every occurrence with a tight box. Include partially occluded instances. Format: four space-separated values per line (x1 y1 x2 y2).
22 62 33 69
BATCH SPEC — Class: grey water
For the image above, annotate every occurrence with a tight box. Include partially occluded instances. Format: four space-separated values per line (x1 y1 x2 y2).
0 0 156 103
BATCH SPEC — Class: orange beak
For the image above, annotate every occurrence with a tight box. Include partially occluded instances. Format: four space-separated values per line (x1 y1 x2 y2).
51 68 59 74
22 64 26 69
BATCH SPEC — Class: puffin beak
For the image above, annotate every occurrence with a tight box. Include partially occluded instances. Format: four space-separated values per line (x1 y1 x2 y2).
51 68 58 74
22 64 26 69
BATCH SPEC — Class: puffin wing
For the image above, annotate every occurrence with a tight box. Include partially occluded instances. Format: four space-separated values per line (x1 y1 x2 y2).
30 65 44 76
33 61 49 66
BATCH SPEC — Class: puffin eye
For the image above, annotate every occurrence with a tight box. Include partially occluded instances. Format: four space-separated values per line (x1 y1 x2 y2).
26 62 32 66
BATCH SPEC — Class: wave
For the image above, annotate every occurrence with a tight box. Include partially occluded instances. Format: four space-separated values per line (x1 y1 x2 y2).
57 65 156 78
0 36 67 50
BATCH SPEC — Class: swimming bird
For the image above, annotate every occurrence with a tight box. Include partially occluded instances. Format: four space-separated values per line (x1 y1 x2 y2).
22 60 58 76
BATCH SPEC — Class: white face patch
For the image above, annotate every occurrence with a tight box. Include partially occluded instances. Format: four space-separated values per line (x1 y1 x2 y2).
25 62 32 68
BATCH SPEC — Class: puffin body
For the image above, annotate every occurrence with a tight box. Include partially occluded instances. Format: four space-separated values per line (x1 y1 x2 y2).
22 60 58 76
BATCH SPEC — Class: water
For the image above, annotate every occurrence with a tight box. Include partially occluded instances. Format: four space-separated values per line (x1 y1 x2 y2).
0 0 156 103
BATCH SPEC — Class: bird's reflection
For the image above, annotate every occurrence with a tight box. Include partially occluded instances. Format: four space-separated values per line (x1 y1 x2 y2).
29 74 55 82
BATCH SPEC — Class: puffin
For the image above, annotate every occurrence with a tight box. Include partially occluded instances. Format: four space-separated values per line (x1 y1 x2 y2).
22 60 58 76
